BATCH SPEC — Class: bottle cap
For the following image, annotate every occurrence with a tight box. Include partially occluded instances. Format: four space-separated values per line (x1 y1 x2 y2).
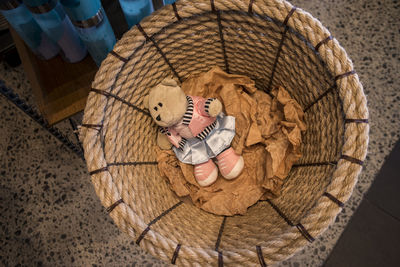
72 8 104 28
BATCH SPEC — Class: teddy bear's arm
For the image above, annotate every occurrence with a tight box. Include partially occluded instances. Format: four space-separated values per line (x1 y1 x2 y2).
159 127 185 149
198 98 223 117
157 131 172 150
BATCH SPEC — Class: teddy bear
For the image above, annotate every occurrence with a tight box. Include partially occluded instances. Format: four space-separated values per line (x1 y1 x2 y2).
144 78 244 187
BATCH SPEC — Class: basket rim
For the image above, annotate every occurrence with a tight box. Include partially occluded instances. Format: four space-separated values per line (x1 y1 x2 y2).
80 0 369 265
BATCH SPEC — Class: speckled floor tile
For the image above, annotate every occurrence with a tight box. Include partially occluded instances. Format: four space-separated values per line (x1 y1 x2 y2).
0 0 399 266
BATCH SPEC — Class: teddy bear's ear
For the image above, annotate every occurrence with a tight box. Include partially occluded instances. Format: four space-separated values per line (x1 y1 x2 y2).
161 78 178 87
143 94 149 109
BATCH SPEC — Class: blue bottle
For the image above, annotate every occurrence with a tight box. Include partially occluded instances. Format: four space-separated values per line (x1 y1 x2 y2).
0 0 59 60
118 0 153 28
163 0 176 4
60 0 116 66
23 0 87 63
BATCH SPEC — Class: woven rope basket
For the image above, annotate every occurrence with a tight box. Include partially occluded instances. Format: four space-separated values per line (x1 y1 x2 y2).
80 0 369 265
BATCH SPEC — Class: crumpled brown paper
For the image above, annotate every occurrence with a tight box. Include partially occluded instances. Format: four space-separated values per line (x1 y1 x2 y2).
156 67 306 216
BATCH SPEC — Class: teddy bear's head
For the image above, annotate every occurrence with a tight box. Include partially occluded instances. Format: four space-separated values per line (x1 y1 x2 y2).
144 78 187 127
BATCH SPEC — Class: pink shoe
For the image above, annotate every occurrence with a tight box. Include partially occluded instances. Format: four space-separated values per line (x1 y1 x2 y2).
216 148 244 180
194 159 218 187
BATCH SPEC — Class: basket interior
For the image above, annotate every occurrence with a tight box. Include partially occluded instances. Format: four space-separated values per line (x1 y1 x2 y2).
91 1 350 264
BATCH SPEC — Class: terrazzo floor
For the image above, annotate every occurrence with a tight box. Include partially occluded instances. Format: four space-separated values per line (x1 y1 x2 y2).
1 0 399 266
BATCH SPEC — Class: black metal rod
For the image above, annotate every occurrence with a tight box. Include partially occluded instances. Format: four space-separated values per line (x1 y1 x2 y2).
68 117 84 154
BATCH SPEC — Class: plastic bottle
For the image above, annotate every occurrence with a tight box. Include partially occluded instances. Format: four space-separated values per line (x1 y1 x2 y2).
23 0 87 63
118 0 153 28
60 0 116 66
0 0 59 60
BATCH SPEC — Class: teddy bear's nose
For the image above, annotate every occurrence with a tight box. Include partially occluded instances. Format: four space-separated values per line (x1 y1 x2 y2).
156 115 161 121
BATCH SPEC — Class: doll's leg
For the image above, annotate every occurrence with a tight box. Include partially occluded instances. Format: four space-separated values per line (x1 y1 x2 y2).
194 159 218 187
215 147 244 179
